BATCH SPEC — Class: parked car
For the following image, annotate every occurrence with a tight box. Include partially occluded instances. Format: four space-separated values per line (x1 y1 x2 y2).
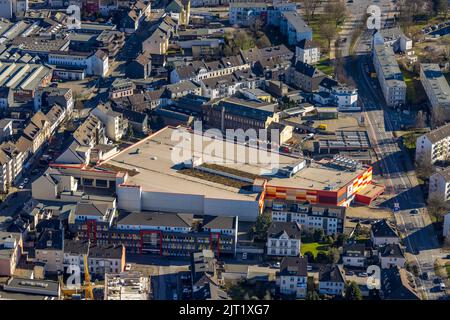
124 264 131 271
18 183 24 189
242 253 247 260
271 262 280 269
346 270 355 276
357 272 368 277
439 283 446 291
421 272 429 280
409 209 419 215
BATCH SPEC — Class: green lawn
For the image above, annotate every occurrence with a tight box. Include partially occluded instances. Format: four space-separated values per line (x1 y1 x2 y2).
301 242 329 257
316 58 334 76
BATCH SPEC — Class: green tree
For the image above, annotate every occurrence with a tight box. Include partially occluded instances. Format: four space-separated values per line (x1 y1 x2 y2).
252 212 272 241
345 281 363 300
303 251 315 263
306 290 320 300
313 229 324 242
327 247 340 264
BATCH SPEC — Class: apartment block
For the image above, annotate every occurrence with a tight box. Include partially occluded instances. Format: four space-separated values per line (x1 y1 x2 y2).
420 63 450 121
372 44 406 107
415 123 450 165
266 222 301 257
270 201 346 235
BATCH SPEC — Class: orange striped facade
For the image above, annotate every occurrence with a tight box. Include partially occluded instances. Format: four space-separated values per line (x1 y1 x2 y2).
263 167 373 207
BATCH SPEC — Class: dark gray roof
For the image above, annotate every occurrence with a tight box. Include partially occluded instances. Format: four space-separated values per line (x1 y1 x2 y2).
319 265 345 283
64 239 89 255
297 39 319 50
380 243 404 258
280 256 308 277
117 211 194 228
424 122 450 143
381 267 420 300
294 61 325 78
203 216 236 230
267 222 301 239
89 244 124 260
35 229 63 251
371 220 399 238
75 202 111 217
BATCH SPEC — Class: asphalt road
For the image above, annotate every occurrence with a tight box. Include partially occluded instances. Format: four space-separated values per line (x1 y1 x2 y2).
343 8 446 298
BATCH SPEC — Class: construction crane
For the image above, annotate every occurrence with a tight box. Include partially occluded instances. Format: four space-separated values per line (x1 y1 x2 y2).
83 254 94 300
59 254 94 300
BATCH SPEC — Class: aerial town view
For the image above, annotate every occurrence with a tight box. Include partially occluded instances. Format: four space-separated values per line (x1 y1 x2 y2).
0 0 449 308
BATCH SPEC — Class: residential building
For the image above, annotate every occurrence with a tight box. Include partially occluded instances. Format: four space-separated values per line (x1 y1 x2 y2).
443 213 450 238
21 111 50 154
342 243 366 268
370 219 400 246
0 119 13 141
92 103 126 142
126 54 152 79
266 222 301 257
296 39 320 65
420 63 450 121
372 44 406 107
34 229 64 274
34 87 74 114
287 61 327 92
278 256 308 298
111 105 148 134
380 266 421 300
229 3 268 27
318 265 346 296
428 167 450 203
279 11 312 46
270 201 346 235
202 97 279 133
0 232 22 277
166 0 191 26
415 123 450 165
379 243 406 269
110 78 135 99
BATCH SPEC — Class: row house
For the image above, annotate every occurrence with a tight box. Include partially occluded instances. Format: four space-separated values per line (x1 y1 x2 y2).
169 55 250 84
91 103 126 142
270 201 346 235
0 232 22 277
286 61 326 92
428 166 450 203
63 240 126 275
0 141 27 192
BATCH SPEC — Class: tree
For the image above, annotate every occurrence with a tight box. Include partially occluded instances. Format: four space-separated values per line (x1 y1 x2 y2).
415 110 427 128
344 281 363 300
313 228 324 242
300 0 323 23
427 194 448 222
335 234 348 247
431 106 447 128
415 156 435 180
304 251 315 263
321 22 337 50
252 212 272 241
327 247 340 264
306 290 320 300
324 0 347 27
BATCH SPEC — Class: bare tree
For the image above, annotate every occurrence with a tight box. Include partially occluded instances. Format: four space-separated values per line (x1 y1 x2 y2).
321 21 337 50
324 0 347 27
427 194 448 222
431 106 446 128
415 110 427 128
300 0 323 23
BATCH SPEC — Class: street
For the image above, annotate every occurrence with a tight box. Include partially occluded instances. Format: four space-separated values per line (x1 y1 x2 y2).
342 1 446 298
